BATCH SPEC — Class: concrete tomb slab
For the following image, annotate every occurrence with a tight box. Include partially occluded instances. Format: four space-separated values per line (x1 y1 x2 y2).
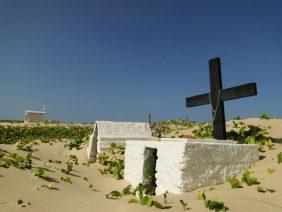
124 138 259 195
87 121 152 158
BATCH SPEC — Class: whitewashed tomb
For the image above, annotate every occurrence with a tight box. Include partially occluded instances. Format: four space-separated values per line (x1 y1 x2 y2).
124 138 259 195
87 121 152 158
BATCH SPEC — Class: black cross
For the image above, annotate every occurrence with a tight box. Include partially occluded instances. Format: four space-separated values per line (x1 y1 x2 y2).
186 57 257 140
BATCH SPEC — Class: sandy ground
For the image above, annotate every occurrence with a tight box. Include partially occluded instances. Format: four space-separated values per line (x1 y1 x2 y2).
0 118 282 212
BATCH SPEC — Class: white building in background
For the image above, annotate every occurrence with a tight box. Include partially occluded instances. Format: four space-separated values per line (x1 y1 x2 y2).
24 106 46 123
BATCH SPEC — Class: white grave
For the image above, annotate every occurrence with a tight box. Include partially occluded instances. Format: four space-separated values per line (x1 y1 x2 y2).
124 138 259 195
24 110 46 123
87 121 152 158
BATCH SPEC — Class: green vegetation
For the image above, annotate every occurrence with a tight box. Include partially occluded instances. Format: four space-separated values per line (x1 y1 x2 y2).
48 159 62 164
143 164 155 182
277 152 282 164
0 125 92 144
227 177 242 189
256 186 275 193
16 142 33 152
227 124 273 149
151 119 194 136
105 184 169 209
61 176 72 183
0 119 23 123
197 192 228 211
128 184 169 209
267 168 275 174
193 123 213 139
88 184 99 191
0 150 32 169
96 143 125 180
31 168 48 178
241 170 259 186
61 163 73 175
65 136 89 150
69 155 79 165
17 199 23 205
259 113 274 120
180 199 190 210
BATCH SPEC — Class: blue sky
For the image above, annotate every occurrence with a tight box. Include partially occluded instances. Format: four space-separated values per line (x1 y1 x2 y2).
0 1 281 123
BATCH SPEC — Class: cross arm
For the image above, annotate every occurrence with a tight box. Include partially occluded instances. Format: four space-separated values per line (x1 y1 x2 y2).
186 83 257 107
220 82 257 101
186 93 209 107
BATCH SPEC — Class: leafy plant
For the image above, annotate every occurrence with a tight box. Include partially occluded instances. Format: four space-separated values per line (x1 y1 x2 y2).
88 184 99 191
180 199 190 210
31 168 48 178
197 192 228 211
193 123 213 139
96 144 125 180
69 154 79 165
128 185 168 209
0 152 32 169
48 159 61 164
241 170 259 186
61 163 73 175
259 113 274 120
227 124 272 148
227 177 242 189
65 138 82 150
256 186 275 193
41 183 58 190
277 152 282 164
151 119 194 136
106 190 122 199
105 185 132 199
267 168 275 174
144 164 155 182
61 176 72 183
163 191 168 205
87 158 96 165
97 153 109 166
17 142 33 152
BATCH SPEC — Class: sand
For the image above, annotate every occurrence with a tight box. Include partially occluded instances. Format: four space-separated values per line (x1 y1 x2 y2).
0 118 282 212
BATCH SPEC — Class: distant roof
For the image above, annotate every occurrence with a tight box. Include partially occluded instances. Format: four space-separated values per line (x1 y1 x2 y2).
95 121 151 138
25 110 46 114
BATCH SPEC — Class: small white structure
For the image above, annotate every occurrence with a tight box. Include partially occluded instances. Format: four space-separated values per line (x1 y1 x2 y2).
24 110 46 123
124 138 259 195
87 121 152 158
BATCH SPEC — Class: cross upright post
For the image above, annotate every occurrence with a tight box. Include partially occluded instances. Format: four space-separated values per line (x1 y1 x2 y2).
186 57 258 140
209 58 226 139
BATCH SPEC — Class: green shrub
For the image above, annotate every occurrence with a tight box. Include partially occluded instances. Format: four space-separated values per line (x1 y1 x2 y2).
0 151 32 169
31 168 48 178
0 125 92 144
197 192 228 211
241 170 259 186
193 123 213 139
259 113 274 120
227 177 242 189
277 152 282 164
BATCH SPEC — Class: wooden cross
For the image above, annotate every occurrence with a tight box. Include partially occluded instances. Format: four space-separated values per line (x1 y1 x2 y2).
186 57 257 140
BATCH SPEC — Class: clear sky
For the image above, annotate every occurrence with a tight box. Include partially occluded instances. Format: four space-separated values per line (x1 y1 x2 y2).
0 1 281 123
